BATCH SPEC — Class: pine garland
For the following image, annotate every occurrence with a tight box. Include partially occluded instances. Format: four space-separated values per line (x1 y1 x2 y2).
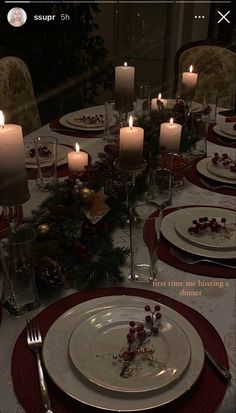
25 147 130 290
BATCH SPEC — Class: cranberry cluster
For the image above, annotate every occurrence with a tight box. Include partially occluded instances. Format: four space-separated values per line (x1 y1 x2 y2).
76 114 104 125
188 217 227 235
28 146 52 158
212 153 236 173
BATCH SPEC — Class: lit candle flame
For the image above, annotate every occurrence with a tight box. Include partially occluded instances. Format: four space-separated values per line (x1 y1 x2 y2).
124 62 128 67
189 65 193 73
75 143 80 153
158 93 162 100
129 115 133 129
170 117 174 125
0 110 4 128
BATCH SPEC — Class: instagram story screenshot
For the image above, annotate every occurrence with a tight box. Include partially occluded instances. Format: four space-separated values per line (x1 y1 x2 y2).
0 1 236 413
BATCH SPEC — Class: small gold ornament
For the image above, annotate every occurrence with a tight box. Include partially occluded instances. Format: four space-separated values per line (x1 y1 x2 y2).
78 187 95 205
36 223 50 239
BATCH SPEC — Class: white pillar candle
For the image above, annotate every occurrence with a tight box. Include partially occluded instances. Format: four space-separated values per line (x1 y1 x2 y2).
181 65 198 101
119 116 144 169
159 118 182 152
68 143 88 176
0 111 29 206
151 93 168 110
115 62 135 112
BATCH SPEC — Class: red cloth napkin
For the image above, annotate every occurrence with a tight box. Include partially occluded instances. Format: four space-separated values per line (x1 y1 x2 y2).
49 117 104 138
158 207 236 278
185 162 236 196
207 123 236 148
11 287 229 413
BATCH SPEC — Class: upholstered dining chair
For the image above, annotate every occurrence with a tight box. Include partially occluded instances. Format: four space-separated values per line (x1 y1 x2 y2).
174 41 236 109
0 55 41 134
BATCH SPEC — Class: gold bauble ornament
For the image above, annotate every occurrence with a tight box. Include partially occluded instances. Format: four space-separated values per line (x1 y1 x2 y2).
78 187 95 205
36 223 50 239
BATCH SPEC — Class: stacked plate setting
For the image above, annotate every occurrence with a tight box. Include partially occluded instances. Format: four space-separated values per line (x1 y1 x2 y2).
25 144 71 168
196 156 236 186
213 123 236 141
161 206 236 260
59 106 116 131
42 295 205 411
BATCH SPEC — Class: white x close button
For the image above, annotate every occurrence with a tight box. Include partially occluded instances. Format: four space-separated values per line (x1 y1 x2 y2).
217 10 230 24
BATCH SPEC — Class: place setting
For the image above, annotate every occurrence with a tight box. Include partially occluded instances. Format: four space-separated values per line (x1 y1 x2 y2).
207 122 236 148
11 287 230 413
158 206 236 278
186 152 236 196
24 137 91 183
49 105 118 138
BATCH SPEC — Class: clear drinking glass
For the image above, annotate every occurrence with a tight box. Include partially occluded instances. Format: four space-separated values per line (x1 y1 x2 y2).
135 82 150 115
199 89 218 123
103 100 117 142
190 114 209 160
148 167 172 209
34 136 58 191
0 225 39 316
130 202 162 283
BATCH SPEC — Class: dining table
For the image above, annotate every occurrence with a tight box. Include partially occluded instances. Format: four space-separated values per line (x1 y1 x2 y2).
0 105 235 413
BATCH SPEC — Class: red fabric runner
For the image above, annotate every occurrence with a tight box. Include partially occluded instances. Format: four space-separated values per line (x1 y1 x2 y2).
11 287 229 413
207 124 236 148
158 207 236 278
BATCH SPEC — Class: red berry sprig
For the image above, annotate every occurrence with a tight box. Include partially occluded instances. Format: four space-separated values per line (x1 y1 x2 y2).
212 153 236 173
188 217 227 235
119 305 162 378
145 304 162 335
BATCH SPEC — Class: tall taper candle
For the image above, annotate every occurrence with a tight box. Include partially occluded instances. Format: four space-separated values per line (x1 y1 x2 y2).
0 111 30 206
115 62 135 112
119 116 144 169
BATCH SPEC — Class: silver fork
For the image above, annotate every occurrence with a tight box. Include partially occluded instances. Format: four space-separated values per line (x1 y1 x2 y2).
200 178 236 190
26 319 53 413
216 137 236 147
170 247 236 270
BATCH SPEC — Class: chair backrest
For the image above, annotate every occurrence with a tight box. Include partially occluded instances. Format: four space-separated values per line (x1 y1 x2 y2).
175 41 236 108
0 55 41 135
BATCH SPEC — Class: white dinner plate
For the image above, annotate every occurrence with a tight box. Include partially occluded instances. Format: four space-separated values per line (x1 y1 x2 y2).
175 210 236 250
69 307 191 393
43 295 204 412
207 159 236 181
196 157 236 185
25 144 71 168
213 124 236 141
161 206 236 259
220 123 236 137
60 106 116 131
66 113 105 129
166 100 203 113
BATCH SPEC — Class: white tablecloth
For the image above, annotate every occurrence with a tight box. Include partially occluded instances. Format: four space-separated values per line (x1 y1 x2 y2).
0 108 235 413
